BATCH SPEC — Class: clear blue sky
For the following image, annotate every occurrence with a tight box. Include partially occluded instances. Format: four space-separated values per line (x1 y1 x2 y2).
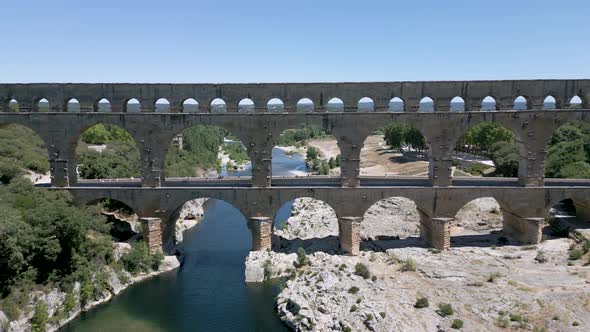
1 0 588 83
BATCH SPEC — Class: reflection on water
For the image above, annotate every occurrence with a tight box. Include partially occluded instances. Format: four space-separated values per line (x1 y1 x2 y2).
61 149 305 331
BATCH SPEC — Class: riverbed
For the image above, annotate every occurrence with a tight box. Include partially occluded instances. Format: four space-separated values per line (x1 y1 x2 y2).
61 148 303 331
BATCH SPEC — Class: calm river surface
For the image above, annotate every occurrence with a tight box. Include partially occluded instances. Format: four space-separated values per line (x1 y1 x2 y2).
61 148 302 331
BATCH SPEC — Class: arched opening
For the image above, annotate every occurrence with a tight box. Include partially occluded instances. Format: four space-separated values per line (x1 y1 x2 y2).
165 125 251 181
450 96 465 112
0 123 49 184
481 96 497 111
388 97 404 112
272 124 339 179
327 97 344 112
418 97 434 112
36 98 50 112
126 98 141 113
360 197 422 251
570 95 583 109
238 98 255 113
67 98 80 112
87 198 140 242
75 124 141 181
8 98 19 112
513 96 528 110
547 198 590 242
273 197 340 254
451 197 506 247
357 97 374 112
545 121 590 179
267 98 284 113
210 98 226 113
182 98 199 113
96 98 111 112
155 98 170 113
296 98 314 113
452 122 519 181
359 123 429 182
543 95 557 109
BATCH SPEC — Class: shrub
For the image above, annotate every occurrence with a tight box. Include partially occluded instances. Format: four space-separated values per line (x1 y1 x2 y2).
295 247 309 268
437 303 454 317
379 312 386 318
350 304 358 312
569 248 583 260
354 263 371 279
451 319 464 329
30 301 49 332
401 258 417 272
339 263 347 271
348 286 360 294
371 275 377 282
414 297 429 308
120 242 163 275
263 259 272 280
487 272 501 283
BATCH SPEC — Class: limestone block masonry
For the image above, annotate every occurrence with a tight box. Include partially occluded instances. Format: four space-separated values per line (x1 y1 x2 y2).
140 217 163 254
1 80 590 255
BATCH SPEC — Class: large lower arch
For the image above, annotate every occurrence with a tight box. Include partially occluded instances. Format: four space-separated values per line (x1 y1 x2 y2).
450 197 506 247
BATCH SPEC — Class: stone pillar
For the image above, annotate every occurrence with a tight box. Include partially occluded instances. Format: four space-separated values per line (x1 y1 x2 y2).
503 215 543 244
428 159 453 187
467 98 482 112
436 98 451 112
50 160 69 187
337 136 361 187
420 217 451 250
518 134 546 187
248 217 272 251
140 217 163 254
338 217 361 255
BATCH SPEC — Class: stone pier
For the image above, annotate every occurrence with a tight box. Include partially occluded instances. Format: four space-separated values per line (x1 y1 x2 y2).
420 217 452 250
248 217 272 251
140 217 163 254
338 217 362 255
503 215 544 244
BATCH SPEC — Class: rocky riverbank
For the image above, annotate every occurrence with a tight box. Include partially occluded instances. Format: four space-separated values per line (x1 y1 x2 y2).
246 197 590 331
0 198 208 332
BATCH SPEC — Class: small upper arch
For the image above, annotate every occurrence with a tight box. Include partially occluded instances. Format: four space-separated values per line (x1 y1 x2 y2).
125 98 141 112
182 98 199 112
95 98 112 112
543 95 558 110
67 98 80 112
155 98 171 113
238 98 255 113
569 95 583 109
210 98 227 113
481 96 497 111
513 95 528 110
296 98 314 113
327 97 344 112
388 97 405 112
357 97 374 112
267 98 284 112
450 96 465 112
418 96 435 112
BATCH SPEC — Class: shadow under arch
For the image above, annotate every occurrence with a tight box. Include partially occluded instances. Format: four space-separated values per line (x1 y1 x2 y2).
164 124 251 182
0 122 51 184
545 197 590 239
359 196 426 252
359 121 430 183
271 197 341 254
85 197 141 241
74 123 141 182
163 197 251 256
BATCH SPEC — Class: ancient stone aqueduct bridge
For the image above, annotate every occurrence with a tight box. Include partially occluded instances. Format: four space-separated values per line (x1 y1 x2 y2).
1 80 590 255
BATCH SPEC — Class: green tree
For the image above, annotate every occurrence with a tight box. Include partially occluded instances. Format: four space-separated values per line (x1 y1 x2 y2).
490 141 519 177
545 140 586 178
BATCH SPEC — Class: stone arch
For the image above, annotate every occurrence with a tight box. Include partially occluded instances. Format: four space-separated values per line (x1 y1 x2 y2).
182 98 199 113
125 98 141 112
0 122 51 184
272 197 340 254
296 98 314 113
543 95 558 109
272 124 339 178
85 197 141 241
34 97 50 112
513 95 529 110
452 121 521 180
74 124 141 181
67 98 80 112
267 98 284 113
544 120 590 179
450 96 465 112
418 96 435 112
450 197 506 247
8 98 19 112
210 98 227 113
238 98 255 113
155 98 170 113
327 97 344 112
388 97 405 112
481 96 497 111
360 121 429 179
95 98 112 112
361 196 422 249
164 124 251 181
357 97 374 112
569 95 584 109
